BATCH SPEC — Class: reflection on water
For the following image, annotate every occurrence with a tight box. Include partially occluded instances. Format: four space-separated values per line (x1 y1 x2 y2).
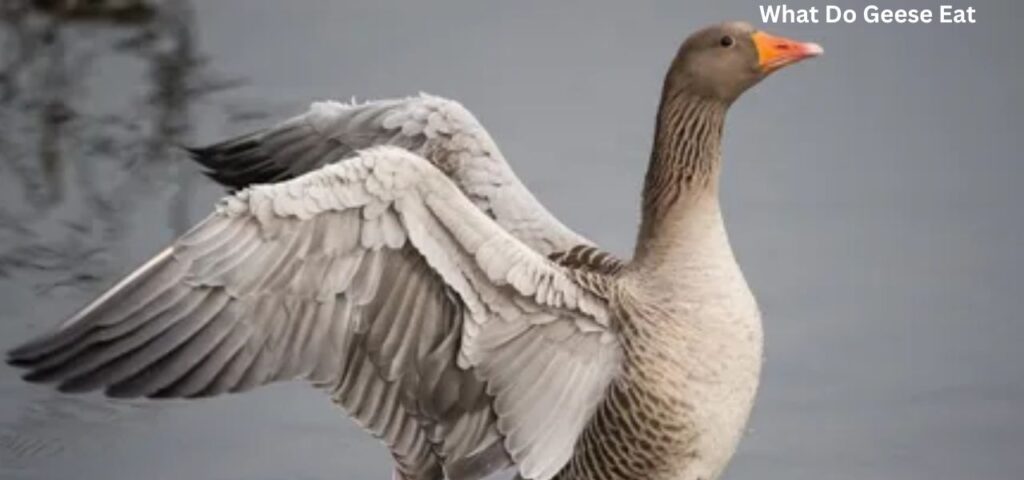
0 1 261 477
0 0 245 285
0 391 151 473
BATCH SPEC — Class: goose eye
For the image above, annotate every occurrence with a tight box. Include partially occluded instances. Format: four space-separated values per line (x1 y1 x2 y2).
719 35 735 48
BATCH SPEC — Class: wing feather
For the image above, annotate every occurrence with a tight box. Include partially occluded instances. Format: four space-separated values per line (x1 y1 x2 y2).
188 94 607 259
8 146 620 480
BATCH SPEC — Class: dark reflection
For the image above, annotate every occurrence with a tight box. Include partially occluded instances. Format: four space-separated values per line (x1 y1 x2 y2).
0 1 259 475
30 0 157 24
0 0 249 288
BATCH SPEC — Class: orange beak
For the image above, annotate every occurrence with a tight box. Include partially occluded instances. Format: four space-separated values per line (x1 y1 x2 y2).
752 31 824 73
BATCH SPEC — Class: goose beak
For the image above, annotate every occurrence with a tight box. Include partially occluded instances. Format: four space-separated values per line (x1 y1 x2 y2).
753 31 824 73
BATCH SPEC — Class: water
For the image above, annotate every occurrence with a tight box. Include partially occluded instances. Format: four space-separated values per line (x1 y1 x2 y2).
1 1 1022 479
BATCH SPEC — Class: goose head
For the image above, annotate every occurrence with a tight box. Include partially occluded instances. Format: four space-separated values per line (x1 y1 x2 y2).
664 21 823 104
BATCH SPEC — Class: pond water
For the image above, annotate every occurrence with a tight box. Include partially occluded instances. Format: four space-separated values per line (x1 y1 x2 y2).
1 1 1022 479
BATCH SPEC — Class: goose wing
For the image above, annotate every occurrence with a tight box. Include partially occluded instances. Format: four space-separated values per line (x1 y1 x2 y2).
189 93 595 257
7 146 620 480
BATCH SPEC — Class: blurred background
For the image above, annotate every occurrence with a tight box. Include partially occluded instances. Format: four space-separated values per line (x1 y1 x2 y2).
0 1 1021 479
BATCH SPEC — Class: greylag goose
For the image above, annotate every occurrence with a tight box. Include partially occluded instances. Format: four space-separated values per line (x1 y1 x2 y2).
7 21 822 480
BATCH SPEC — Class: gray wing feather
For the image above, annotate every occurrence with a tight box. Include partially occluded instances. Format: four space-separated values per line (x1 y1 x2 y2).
8 147 619 480
189 94 593 256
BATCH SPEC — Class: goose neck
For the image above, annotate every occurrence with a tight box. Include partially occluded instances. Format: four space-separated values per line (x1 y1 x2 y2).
633 91 730 273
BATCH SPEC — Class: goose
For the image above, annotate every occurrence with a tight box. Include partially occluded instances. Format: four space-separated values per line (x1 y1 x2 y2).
7 21 822 480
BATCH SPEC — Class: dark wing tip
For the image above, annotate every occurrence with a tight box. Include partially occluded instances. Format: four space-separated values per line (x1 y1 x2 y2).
23 368 58 385
6 354 32 369
183 131 296 190
185 143 226 169
183 145 208 158
6 338 73 388
6 335 52 368
6 346 28 366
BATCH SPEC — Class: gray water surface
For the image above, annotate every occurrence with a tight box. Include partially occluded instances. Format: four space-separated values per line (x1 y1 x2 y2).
2 1 1022 479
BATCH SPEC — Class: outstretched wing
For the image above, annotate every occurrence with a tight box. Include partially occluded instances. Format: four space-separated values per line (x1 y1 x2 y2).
188 94 596 257
7 146 620 480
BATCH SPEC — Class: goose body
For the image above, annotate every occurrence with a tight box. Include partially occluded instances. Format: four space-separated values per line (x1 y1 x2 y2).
7 22 821 480
561 201 762 480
